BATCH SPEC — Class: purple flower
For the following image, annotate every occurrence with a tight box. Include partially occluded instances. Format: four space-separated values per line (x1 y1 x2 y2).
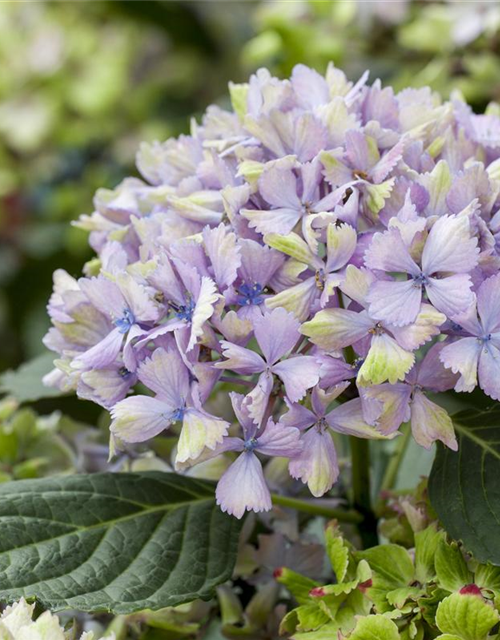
215 393 302 518
215 308 320 423
440 273 500 400
110 347 229 463
43 63 500 508
283 386 388 497
365 214 479 326
361 343 459 450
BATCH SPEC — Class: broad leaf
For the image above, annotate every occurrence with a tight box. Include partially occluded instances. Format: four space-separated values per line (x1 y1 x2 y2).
349 614 400 640
0 352 64 402
0 472 242 613
429 408 500 564
435 593 499 640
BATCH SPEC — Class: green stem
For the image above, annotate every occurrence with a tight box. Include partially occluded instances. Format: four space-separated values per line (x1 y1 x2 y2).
271 493 363 524
350 436 378 547
376 422 412 511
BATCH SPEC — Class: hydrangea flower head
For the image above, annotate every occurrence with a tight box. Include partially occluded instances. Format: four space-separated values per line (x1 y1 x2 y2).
45 62 500 517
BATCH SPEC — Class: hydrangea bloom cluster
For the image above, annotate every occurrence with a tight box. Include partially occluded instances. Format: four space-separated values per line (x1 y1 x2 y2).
0 598 113 639
44 64 500 518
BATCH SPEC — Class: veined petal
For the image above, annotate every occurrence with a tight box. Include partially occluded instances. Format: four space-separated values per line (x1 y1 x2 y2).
358 333 415 385
421 214 479 275
138 347 190 406
477 273 500 334
326 398 397 438
367 279 422 327
388 303 446 351
280 401 317 431
203 224 241 290
361 384 412 434
364 228 420 275
187 276 219 352
216 452 271 519
254 307 301 364
230 392 258 439
265 278 318 322
272 355 320 402
301 308 373 351
110 395 174 443
478 343 500 401
79 275 124 319
416 342 460 392
176 409 230 463
325 222 357 272
216 341 266 374
245 371 274 425
440 337 481 393
73 327 124 371
242 207 301 236
258 165 301 209
116 273 160 323
289 428 338 497
340 264 376 307
238 238 285 286
264 231 321 268
410 390 457 451
425 275 475 319
257 418 303 457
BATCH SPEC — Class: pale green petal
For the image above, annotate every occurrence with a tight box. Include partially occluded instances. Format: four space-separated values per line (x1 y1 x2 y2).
358 333 415 385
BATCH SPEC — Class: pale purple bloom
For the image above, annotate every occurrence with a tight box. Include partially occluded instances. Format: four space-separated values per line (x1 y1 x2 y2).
365 214 479 326
283 386 385 496
440 273 500 400
361 343 459 450
43 63 500 509
215 308 320 423
215 393 302 518
242 160 346 236
110 347 229 463
73 273 161 371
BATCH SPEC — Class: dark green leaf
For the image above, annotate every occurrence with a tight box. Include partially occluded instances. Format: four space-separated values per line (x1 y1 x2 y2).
0 472 241 613
0 352 64 402
429 408 500 565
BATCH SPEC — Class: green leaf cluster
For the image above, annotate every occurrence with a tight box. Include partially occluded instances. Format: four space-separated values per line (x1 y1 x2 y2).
0 399 76 481
277 523 500 639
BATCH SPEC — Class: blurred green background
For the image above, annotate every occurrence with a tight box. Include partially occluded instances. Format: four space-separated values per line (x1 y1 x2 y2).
2 0 500 376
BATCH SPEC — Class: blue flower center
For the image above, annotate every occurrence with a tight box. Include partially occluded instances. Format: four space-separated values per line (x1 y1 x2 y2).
171 406 185 422
412 273 429 288
114 308 135 334
118 366 131 379
172 298 196 322
478 334 492 345
237 282 264 306
451 322 463 332
243 437 259 452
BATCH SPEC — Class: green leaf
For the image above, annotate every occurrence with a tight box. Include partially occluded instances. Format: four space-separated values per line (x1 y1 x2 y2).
0 472 241 613
275 568 319 604
349 614 401 640
0 352 64 402
428 408 500 564
325 523 349 583
435 539 472 592
435 593 499 640
356 544 414 589
415 525 445 584
475 564 500 594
